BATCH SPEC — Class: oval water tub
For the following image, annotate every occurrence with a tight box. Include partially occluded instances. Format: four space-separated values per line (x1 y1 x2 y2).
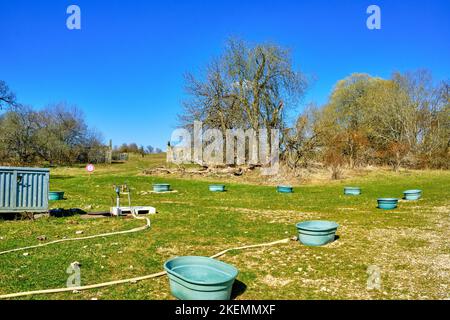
164 256 238 300
344 187 361 195
377 198 398 210
48 191 65 201
209 184 226 192
403 189 422 201
296 220 339 246
277 185 293 193
153 183 171 192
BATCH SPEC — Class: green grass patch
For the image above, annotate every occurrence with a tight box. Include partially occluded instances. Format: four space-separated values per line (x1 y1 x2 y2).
1 155 449 299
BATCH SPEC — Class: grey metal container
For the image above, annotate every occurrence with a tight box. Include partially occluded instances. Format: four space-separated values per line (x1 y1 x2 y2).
0 166 50 213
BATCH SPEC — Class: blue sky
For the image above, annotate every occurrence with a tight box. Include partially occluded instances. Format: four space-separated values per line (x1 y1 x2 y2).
0 0 449 150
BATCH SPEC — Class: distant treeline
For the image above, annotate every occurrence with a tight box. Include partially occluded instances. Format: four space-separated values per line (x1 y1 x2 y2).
292 71 449 176
0 80 162 165
179 39 449 175
114 143 162 156
0 101 106 165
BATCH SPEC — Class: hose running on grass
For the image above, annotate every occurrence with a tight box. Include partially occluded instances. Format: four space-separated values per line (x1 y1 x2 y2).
0 237 292 299
0 186 150 256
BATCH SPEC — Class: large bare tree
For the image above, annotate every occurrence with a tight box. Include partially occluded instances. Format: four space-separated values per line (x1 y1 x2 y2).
180 38 308 165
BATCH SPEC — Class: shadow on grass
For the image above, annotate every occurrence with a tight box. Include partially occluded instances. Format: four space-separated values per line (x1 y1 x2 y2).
0 208 85 220
231 279 247 300
111 161 126 165
49 208 86 217
50 175 76 180
0 213 25 221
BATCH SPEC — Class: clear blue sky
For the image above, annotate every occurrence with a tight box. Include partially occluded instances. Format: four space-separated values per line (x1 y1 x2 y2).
1 0 449 150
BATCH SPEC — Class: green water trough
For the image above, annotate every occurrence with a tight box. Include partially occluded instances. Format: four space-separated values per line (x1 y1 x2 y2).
164 256 238 300
344 187 361 195
209 185 226 192
48 191 65 201
403 189 422 201
277 185 293 193
296 220 339 246
153 184 171 193
377 198 398 210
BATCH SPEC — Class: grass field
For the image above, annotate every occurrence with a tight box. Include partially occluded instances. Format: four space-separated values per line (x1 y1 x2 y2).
0 154 449 300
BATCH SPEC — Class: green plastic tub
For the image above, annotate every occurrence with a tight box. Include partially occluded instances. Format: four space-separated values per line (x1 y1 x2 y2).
377 198 398 210
153 184 171 192
403 190 422 201
209 185 226 192
277 185 293 193
344 187 361 195
48 191 64 201
296 220 339 246
164 256 238 300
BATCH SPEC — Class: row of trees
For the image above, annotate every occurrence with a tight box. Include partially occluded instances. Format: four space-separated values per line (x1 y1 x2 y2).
180 38 308 153
180 39 449 175
1 80 164 165
114 143 162 155
0 101 106 165
290 71 449 175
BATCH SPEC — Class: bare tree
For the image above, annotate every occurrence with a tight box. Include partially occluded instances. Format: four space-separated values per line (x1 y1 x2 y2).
283 104 323 170
0 80 17 110
180 38 308 165
0 101 106 165
315 70 449 171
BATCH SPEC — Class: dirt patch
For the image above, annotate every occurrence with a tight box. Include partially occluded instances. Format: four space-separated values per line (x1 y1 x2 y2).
207 206 320 224
156 246 179 257
79 214 109 220
157 200 195 206
363 225 450 298
432 206 450 214
261 274 293 287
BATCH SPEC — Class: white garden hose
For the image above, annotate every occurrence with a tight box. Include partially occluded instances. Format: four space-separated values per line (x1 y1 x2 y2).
0 186 150 256
0 237 292 299
0 212 151 256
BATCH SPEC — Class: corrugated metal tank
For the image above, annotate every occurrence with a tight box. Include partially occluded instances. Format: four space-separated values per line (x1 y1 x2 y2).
0 167 50 213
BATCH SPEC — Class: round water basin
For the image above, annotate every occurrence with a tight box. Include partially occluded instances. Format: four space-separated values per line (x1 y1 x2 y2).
209 185 226 192
377 198 398 210
49 191 65 201
296 220 339 246
403 189 422 201
277 185 293 193
153 184 171 193
344 187 361 195
164 256 238 300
